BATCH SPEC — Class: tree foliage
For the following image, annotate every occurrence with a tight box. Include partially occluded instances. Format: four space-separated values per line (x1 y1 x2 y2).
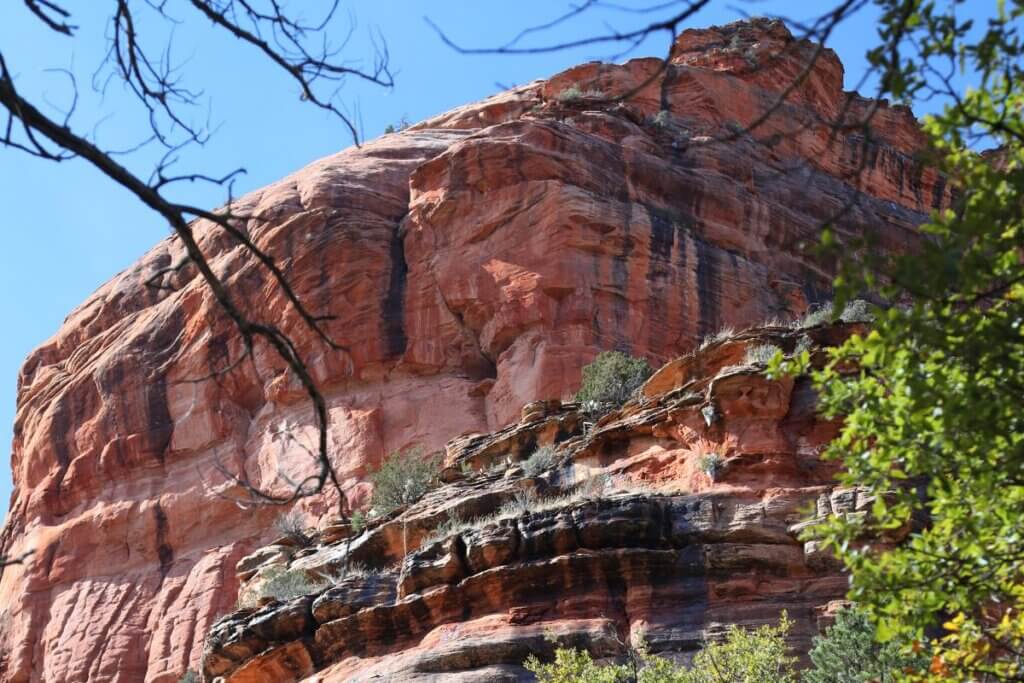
368 449 441 516
574 351 653 408
525 614 796 682
768 2 1024 679
805 608 922 683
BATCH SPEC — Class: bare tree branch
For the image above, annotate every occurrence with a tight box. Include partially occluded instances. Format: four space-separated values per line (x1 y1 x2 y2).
22 0 76 36
1 1 396 515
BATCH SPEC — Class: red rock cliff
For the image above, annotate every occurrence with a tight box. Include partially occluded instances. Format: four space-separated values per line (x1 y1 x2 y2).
0 19 942 682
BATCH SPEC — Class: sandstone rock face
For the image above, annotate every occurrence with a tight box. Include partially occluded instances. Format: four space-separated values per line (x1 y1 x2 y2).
0 19 941 683
199 325 869 682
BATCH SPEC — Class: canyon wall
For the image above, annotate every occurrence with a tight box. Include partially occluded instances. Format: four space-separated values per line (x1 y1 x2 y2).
201 324 868 682
0 19 943 682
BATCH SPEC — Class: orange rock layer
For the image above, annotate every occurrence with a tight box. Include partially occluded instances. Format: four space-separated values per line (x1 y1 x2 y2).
200 324 871 682
0 19 940 683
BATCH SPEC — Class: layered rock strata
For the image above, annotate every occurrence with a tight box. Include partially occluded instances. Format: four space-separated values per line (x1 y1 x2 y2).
0 18 942 682
201 324 872 682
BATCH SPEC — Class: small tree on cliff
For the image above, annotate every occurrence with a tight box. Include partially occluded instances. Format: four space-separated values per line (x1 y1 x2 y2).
368 449 441 516
574 351 653 409
366 448 442 556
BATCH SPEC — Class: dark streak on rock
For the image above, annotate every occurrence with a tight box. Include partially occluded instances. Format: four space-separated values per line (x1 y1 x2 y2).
383 221 409 358
694 238 722 338
154 502 174 578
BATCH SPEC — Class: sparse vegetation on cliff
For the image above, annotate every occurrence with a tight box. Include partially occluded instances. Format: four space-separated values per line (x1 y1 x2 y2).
237 566 329 608
421 477 612 546
699 453 724 480
368 448 442 516
698 325 737 350
274 512 313 547
556 84 605 103
574 351 653 408
744 343 781 366
523 445 557 477
793 299 875 329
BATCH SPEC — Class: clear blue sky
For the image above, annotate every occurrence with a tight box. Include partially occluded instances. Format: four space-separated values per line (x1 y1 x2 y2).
0 1 988 519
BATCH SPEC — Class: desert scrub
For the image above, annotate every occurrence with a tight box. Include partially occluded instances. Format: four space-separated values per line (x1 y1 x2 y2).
838 298 874 323
794 302 834 328
274 511 313 547
522 445 557 477
556 84 604 103
319 562 389 583
421 514 474 547
368 448 441 516
744 343 781 366
794 299 874 328
237 566 328 608
698 325 736 350
699 453 724 480
574 351 653 408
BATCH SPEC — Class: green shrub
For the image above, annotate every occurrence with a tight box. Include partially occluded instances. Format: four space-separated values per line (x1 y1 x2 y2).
523 445 557 477
699 453 723 480
369 448 441 516
526 646 629 682
350 510 367 534
574 351 653 408
525 613 796 682
688 613 797 682
177 671 199 683
804 608 921 683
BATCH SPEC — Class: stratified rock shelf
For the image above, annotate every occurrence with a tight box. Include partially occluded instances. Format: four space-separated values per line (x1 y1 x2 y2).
0 19 943 683
202 324 874 683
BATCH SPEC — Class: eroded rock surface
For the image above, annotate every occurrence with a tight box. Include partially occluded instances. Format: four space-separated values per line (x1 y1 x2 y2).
0 19 940 682
199 326 866 682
